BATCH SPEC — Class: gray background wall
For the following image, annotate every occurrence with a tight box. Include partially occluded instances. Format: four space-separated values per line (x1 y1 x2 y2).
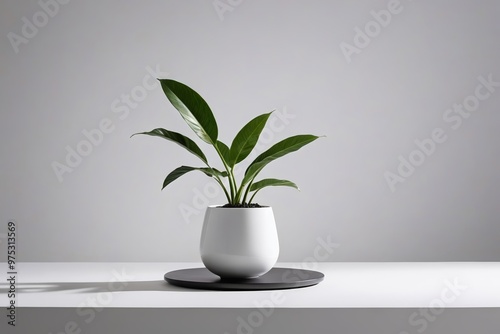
1 0 499 262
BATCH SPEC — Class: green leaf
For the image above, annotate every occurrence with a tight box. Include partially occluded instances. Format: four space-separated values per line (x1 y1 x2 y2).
249 178 299 192
242 135 320 185
132 128 208 164
159 79 218 144
228 112 272 167
248 178 299 203
162 166 227 190
216 140 230 164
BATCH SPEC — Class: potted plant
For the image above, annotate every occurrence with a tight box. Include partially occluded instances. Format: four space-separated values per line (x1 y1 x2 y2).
133 79 320 278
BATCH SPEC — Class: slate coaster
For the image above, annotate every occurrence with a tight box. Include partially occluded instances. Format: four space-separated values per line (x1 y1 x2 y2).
164 267 324 291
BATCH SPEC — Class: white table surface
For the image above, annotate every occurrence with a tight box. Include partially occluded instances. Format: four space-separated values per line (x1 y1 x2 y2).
1 262 499 308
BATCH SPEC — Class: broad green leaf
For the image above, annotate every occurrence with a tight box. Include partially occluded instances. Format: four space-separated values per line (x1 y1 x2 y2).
248 178 299 203
228 112 272 167
249 178 299 192
160 79 218 144
132 128 208 164
204 167 228 178
216 140 230 164
162 166 227 190
242 135 320 185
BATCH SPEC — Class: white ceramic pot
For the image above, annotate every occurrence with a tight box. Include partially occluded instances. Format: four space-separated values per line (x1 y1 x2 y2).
200 205 280 279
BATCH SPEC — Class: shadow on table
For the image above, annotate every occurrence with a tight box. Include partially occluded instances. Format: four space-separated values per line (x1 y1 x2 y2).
0 280 208 293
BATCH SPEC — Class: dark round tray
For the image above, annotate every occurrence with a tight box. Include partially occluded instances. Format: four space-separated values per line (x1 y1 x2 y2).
164 267 324 291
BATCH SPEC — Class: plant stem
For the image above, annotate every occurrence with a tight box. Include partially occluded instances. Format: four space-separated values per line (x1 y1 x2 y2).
228 168 238 204
204 164 231 203
248 190 259 204
213 174 231 203
214 145 236 203
235 179 246 204
241 175 256 204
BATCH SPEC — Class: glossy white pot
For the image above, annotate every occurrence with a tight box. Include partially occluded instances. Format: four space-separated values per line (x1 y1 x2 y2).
200 205 279 279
